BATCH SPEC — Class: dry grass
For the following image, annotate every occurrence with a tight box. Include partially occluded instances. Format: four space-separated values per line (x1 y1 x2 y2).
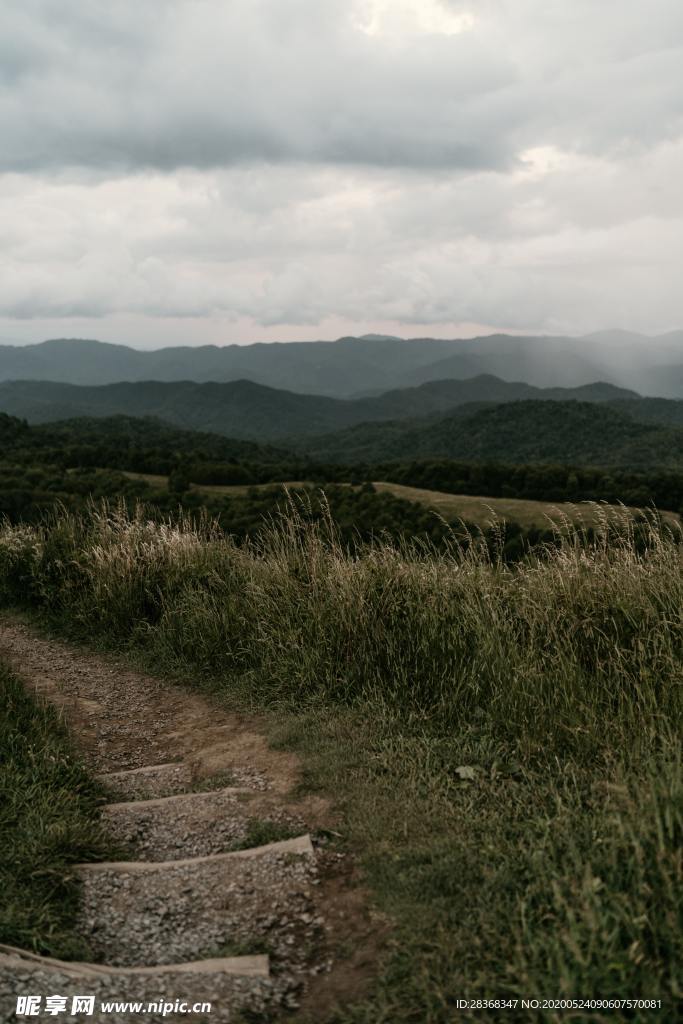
372 480 680 529
121 470 679 533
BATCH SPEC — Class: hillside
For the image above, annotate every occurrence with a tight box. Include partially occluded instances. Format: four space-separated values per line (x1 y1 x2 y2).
608 396 683 427
371 481 680 530
1 331 682 397
0 413 291 469
4 408 683 523
357 376 637 418
0 375 639 443
298 400 683 469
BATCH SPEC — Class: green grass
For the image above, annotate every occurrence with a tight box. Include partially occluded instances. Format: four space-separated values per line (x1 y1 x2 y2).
0 663 112 959
272 708 681 1022
0 500 681 1020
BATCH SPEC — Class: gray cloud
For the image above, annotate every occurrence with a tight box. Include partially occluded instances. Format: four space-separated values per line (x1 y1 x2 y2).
1 0 681 173
0 0 681 338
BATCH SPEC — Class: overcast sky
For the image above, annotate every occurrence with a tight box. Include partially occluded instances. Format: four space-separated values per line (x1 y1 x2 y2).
1 0 682 348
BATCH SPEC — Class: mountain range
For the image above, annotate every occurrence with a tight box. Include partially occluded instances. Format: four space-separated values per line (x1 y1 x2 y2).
1 331 682 397
296 400 683 468
0 375 639 443
2 371 683 470
0 333 681 473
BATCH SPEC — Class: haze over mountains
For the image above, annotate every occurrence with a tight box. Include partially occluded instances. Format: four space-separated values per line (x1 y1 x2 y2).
0 332 682 472
1 332 683 398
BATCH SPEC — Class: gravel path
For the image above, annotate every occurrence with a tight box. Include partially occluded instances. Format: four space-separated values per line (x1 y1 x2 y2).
102 787 304 861
100 763 270 801
0 947 278 1024
0 617 379 1023
77 838 320 970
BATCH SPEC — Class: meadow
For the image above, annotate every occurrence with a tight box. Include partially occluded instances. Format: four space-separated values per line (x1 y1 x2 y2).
0 501 680 1022
371 481 682 530
122 471 672 531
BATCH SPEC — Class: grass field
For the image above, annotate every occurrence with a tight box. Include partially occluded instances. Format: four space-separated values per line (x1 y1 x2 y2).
372 481 680 529
3 505 679 1021
121 470 680 530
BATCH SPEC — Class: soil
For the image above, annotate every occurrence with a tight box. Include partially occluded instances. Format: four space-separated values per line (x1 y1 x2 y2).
0 616 386 1023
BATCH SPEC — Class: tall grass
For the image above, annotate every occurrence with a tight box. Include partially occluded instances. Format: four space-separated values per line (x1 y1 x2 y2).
0 499 680 1015
1 499 679 759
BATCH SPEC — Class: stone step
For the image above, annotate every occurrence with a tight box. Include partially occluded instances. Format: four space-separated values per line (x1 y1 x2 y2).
74 837 321 972
98 761 268 801
78 833 314 872
0 943 273 1023
0 942 269 978
102 787 305 861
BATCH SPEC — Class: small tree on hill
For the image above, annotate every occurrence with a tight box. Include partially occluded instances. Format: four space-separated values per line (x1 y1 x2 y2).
168 466 191 495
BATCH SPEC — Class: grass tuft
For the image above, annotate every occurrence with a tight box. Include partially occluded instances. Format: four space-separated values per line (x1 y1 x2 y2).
0 662 113 959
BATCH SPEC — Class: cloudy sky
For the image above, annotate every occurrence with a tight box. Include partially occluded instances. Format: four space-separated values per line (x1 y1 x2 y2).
1 0 682 348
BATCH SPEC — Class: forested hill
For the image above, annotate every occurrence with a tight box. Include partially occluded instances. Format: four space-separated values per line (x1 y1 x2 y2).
297 400 683 469
3 410 683 529
1 331 682 396
0 413 293 475
0 375 638 443
4 384 683 472
5 392 683 478
607 396 683 427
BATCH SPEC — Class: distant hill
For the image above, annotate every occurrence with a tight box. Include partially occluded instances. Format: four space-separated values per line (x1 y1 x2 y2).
0 375 639 443
0 379 352 441
0 413 289 465
0 336 464 396
296 400 683 469
0 331 682 397
607 397 683 427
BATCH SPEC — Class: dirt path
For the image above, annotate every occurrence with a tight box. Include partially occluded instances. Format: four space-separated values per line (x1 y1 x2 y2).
0 617 380 1023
